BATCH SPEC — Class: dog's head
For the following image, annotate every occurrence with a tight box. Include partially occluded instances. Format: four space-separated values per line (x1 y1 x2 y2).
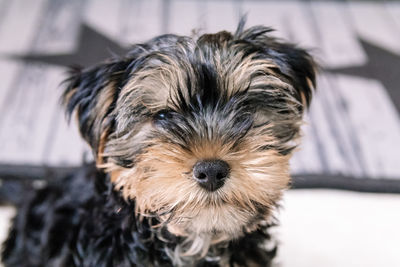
63 24 315 239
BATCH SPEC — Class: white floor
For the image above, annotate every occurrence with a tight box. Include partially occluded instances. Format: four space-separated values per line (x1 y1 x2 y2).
0 190 399 267
277 190 400 267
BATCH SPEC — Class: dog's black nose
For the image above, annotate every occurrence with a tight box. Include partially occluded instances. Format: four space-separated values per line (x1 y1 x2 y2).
193 160 230 191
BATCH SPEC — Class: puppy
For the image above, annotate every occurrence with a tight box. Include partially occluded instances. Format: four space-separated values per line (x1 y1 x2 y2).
2 21 315 267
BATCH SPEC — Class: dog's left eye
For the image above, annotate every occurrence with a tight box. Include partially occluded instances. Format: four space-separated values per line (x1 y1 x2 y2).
153 110 173 122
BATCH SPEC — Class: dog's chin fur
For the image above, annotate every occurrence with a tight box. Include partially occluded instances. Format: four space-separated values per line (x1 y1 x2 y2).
2 20 315 267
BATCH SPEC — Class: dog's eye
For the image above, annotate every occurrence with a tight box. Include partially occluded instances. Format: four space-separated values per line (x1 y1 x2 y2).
153 110 173 122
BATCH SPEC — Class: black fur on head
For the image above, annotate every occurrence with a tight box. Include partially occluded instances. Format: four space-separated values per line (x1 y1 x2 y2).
61 20 316 264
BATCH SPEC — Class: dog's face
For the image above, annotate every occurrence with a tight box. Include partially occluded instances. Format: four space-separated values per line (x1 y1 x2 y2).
63 25 315 240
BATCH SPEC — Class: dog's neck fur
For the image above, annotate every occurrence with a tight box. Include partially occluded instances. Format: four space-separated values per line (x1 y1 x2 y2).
104 175 276 266
163 231 227 266
162 214 274 266
159 219 276 267
133 205 276 266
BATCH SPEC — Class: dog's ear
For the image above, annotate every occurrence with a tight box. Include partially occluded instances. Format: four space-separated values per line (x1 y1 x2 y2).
236 23 317 112
269 42 316 110
62 59 129 163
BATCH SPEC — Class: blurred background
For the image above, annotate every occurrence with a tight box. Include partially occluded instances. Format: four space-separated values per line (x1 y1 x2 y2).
0 0 399 266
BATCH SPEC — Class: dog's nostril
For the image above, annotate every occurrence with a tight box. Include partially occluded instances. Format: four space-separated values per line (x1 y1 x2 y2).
216 172 227 180
197 172 207 180
193 160 230 191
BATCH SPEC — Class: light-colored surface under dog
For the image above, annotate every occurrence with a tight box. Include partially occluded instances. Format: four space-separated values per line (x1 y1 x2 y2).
1 189 399 267
277 190 400 267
